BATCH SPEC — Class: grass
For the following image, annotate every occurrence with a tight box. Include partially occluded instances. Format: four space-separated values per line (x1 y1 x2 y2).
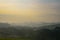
0 38 31 40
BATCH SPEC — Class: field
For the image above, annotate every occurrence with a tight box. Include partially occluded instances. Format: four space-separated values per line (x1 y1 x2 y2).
0 38 31 40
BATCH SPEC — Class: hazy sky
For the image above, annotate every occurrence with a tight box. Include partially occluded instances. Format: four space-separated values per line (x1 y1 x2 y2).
0 0 60 24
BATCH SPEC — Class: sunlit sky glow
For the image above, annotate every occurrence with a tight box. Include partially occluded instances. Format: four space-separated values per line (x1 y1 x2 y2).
0 0 60 24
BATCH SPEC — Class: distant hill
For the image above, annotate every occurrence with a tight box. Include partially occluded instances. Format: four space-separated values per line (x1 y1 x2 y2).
0 23 10 28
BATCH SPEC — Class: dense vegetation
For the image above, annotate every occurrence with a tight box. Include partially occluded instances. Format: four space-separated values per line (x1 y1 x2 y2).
0 23 59 40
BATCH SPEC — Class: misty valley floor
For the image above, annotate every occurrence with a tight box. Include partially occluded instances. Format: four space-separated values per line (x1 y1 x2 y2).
0 23 59 40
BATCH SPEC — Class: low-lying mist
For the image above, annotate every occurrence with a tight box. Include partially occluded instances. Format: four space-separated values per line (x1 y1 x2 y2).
0 22 59 40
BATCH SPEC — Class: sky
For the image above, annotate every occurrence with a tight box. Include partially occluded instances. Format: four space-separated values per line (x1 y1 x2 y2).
0 0 60 24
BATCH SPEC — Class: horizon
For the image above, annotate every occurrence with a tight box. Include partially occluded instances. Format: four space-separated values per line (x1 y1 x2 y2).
0 22 60 27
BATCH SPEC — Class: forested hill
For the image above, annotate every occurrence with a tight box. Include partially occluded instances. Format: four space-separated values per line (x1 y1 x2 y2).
0 23 60 40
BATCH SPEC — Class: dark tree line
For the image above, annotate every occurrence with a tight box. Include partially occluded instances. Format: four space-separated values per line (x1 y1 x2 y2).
34 23 60 40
